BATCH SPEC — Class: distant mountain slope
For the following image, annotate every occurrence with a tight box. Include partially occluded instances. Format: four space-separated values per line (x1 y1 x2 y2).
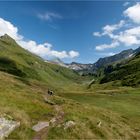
94 49 134 68
67 47 140 75
100 52 140 86
47 57 68 68
67 62 93 71
0 34 80 91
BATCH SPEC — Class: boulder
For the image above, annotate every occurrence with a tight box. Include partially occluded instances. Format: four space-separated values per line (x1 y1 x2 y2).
64 121 76 130
0 117 20 139
32 122 49 132
97 121 102 127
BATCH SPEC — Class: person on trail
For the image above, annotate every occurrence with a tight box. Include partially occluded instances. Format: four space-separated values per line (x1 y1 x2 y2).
48 89 54 95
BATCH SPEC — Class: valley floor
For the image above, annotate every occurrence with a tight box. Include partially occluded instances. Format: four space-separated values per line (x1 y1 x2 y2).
54 87 140 139
0 71 140 139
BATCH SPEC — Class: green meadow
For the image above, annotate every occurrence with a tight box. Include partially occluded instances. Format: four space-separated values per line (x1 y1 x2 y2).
0 35 140 139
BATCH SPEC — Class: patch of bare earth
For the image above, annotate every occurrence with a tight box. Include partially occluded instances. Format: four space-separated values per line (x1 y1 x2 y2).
32 104 65 140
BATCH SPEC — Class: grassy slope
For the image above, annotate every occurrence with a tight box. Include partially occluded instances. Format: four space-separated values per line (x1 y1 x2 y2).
0 35 84 91
57 84 140 139
0 71 54 139
2 70 140 139
0 35 140 139
100 53 140 86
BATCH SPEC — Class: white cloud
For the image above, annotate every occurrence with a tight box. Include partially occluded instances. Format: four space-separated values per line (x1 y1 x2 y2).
93 32 102 37
123 2 130 7
103 20 125 34
93 20 125 38
0 17 79 59
18 40 79 59
125 26 140 37
37 12 62 21
94 3 140 51
95 41 119 51
117 33 140 46
124 3 140 24
108 52 116 56
95 25 140 49
69 50 79 58
114 26 140 46
0 18 22 40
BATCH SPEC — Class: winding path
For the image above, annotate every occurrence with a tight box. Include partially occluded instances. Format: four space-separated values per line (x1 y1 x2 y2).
33 104 65 140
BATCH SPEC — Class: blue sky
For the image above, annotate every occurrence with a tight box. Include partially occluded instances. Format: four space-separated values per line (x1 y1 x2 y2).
0 1 140 63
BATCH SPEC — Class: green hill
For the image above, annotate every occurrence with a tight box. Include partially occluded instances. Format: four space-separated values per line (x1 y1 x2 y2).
0 34 82 91
0 34 140 139
100 52 140 86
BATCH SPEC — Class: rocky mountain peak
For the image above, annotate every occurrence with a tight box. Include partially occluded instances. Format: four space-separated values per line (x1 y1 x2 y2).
0 34 16 44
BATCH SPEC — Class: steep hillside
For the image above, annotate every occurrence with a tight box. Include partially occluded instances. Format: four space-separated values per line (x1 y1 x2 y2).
68 47 140 76
94 49 133 68
0 34 82 91
100 52 140 86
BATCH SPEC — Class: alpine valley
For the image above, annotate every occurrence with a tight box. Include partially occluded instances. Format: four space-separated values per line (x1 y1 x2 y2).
0 34 140 139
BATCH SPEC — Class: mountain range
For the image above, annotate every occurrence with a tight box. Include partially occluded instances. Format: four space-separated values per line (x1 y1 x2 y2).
2 33 140 80
51 46 140 75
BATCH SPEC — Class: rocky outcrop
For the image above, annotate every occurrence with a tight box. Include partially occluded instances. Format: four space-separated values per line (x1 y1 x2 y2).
0 117 20 139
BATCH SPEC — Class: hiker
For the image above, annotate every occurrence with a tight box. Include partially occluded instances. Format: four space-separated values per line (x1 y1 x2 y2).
48 89 54 95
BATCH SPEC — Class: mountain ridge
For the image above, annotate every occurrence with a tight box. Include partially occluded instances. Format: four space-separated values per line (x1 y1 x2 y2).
100 52 140 86
0 34 81 91
66 47 140 74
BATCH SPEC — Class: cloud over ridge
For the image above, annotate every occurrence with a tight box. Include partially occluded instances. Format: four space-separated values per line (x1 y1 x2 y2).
0 17 79 59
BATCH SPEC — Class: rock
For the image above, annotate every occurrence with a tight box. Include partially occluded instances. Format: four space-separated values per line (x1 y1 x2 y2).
64 121 76 130
44 97 55 105
50 118 56 124
97 121 102 127
3 114 13 120
0 117 20 139
54 105 60 112
57 124 61 128
32 122 49 132
59 111 65 116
